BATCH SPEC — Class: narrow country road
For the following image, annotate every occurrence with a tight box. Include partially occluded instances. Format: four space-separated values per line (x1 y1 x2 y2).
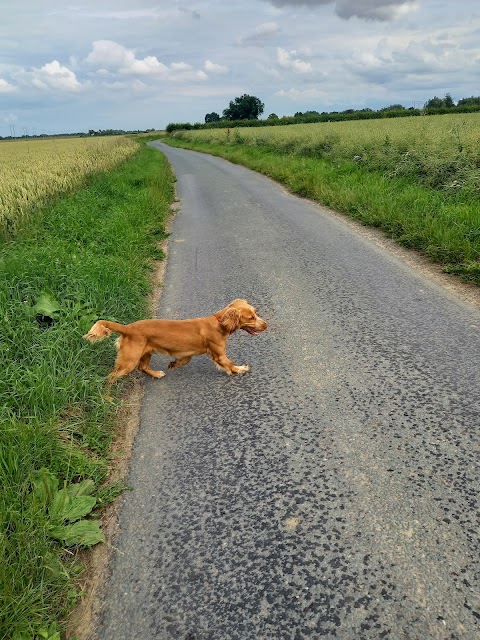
96 142 480 639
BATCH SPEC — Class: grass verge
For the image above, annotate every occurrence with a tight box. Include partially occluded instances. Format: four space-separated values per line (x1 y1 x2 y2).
163 136 480 286
0 143 174 639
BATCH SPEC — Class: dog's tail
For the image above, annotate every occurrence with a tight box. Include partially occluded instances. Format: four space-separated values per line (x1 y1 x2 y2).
83 320 130 343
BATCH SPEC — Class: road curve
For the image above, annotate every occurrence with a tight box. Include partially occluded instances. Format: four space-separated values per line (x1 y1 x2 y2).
96 141 480 639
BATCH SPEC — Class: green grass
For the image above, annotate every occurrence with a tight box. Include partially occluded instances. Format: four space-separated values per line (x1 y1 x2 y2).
179 113 480 197
0 143 174 639
163 136 480 285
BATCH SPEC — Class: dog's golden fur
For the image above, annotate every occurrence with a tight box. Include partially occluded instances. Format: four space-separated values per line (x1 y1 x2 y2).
84 299 267 399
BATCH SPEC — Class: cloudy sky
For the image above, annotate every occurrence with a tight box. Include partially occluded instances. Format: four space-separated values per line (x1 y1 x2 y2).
1 0 479 134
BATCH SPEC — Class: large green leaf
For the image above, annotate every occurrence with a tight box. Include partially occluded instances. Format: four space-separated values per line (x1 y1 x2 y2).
66 478 95 498
32 291 61 318
50 520 105 547
62 495 96 522
31 468 59 506
50 489 96 523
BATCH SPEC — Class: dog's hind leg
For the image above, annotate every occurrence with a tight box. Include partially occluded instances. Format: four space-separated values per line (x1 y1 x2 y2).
138 352 166 379
105 341 146 400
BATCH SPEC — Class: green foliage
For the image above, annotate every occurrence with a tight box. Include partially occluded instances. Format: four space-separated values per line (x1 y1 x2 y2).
424 93 456 111
222 94 264 120
457 96 480 106
380 104 406 111
204 112 220 123
164 131 480 286
30 469 104 547
0 143 174 638
444 93 455 108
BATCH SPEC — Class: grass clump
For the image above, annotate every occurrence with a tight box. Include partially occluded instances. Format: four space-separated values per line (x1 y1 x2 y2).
0 143 174 639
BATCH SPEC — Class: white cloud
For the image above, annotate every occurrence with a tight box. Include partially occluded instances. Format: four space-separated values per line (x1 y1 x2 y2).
346 29 480 86
85 40 207 81
86 40 135 71
85 40 168 77
126 56 168 76
237 21 280 45
277 47 312 73
204 60 229 73
171 62 193 72
0 79 16 93
31 60 82 91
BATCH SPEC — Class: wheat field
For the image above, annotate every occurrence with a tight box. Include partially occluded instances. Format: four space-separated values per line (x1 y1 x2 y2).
0 136 139 236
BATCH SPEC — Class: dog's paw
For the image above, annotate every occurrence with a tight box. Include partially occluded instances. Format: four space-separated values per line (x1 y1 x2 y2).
151 370 166 379
235 365 250 374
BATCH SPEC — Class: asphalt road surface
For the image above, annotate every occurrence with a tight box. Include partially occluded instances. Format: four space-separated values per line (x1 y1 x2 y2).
96 142 480 639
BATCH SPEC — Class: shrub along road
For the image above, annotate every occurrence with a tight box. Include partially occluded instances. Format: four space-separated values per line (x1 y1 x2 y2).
96 142 480 639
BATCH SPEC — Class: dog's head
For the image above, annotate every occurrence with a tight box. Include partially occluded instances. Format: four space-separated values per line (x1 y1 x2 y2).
218 299 268 335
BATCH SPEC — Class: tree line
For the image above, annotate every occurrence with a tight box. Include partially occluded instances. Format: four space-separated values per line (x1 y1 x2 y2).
0 128 158 141
167 93 480 133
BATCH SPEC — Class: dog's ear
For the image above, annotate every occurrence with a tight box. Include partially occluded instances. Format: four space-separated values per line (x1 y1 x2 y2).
220 308 241 333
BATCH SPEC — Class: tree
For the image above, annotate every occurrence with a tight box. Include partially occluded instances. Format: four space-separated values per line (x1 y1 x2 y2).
444 93 455 108
457 96 480 106
267 113 279 120
380 104 406 111
424 96 446 110
205 112 220 123
222 94 264 120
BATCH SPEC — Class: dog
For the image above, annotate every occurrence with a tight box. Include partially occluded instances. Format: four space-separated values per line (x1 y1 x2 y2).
84 299 268 399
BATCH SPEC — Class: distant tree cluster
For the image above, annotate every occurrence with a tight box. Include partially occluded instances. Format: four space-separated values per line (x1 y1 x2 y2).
424 94 455 110
204 94 264 124
165 92 480 134
223 95 264 121
0 127 158 141
204 113 221 123
87 128 157 136
457 96 480 106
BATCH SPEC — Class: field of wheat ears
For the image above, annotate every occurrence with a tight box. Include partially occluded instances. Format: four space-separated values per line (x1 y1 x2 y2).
0 137 174 640
168 112 480 285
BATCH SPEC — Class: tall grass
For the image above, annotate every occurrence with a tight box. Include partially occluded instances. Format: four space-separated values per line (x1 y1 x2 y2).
0 144 174 639
166 117 480 285
176 113 480 196
0 136 138 237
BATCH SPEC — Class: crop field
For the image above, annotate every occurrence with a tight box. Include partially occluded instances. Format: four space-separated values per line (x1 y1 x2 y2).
0 136 139 236
167 113 480 284
175 113 480 195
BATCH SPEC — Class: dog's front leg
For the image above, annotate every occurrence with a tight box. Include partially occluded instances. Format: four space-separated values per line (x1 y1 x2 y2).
211 352 250 375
